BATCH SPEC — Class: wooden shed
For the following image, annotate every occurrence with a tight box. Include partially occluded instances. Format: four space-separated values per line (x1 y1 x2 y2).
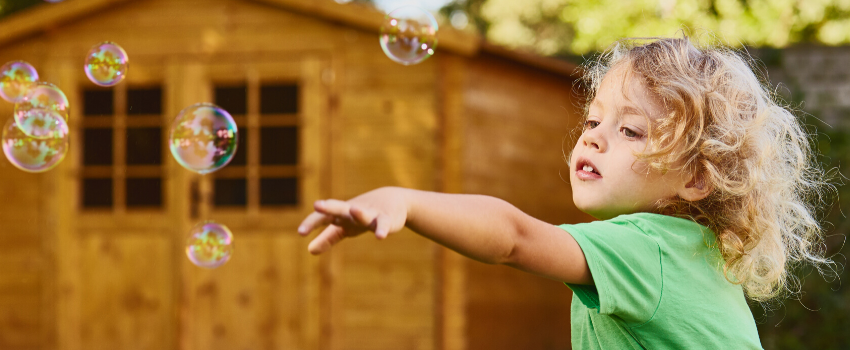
0 0 591 349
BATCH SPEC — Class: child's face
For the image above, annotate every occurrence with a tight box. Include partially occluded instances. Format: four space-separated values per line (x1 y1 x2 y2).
570 65 688 220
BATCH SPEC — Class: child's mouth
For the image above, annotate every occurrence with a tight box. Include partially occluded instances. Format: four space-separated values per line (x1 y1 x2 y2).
576 159 602 180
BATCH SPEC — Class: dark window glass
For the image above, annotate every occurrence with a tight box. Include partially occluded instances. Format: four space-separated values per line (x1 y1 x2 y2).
260 84 298 114
126 127 161 165
260 127 297 165
230 127 247 166
83 89 113 116
82 178 112 208
260 178 297 206
126 178 161 207
83 128 113 165
127 87 162 115
214 178 247 207
215 85 247 115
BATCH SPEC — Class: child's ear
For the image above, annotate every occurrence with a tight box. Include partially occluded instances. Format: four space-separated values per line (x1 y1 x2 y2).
678 172 712 202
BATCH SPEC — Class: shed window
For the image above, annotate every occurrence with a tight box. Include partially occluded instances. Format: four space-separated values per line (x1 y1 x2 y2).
82 178 113 208
215 86 247 115
260 84 298 114
127 87 162 115
81 86 164 210
83 128 113 165
83 89 113 116
212 82 300 209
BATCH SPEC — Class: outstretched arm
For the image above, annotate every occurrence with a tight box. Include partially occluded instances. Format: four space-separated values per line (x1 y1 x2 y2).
298 187 592 285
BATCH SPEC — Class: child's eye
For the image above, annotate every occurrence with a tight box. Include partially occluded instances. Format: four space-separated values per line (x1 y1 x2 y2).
584 120 600 130
621 127 642 139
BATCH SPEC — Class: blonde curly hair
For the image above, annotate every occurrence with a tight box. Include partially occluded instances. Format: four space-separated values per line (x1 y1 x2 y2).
580 37 835 301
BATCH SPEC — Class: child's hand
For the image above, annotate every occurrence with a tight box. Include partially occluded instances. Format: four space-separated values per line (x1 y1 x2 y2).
297 187 408 255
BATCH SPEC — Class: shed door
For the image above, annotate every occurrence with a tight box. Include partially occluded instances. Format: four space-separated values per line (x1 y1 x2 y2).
56 56 328 350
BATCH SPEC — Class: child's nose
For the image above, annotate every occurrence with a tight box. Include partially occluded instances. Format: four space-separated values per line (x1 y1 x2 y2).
582 129 605 151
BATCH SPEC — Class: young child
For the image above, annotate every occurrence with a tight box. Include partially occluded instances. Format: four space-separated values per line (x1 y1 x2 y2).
297 37 832 348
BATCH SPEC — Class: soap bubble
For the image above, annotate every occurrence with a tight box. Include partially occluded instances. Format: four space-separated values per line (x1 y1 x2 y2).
185 221 234 269
14 82 70 128
84 41 128 87
0 61 39 103
2 112 69 173
14 108 67 139
379 6 438 65
169 103 238 174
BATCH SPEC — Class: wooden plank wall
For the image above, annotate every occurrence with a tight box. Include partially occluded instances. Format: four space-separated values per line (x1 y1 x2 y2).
0 41 57 350
0 104 49 349
0 0 328 349
0 0 443 349
330 24 440 350
461 52 593 350
0 0 592 349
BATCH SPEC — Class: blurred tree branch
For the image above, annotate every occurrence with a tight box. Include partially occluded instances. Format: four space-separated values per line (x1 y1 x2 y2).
441 0 850 57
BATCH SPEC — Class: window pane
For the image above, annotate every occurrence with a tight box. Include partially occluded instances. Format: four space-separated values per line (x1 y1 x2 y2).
260 84 298 114
260 177 297 206
214 178 247 207
230 127 246 166
126 178 161 207
260 126 297 165
83 89 113 116
83 128 113 165
82 178 112 208
126 127 161 165
215 85 247 115
127 87 162 115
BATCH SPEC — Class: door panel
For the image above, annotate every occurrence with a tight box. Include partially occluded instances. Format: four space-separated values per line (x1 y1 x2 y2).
79 234 173 350
57 56 327 350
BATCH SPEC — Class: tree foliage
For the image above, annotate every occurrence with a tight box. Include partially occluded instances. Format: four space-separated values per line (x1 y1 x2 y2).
442 0 850 56
0 0 45 19
749 51 850 348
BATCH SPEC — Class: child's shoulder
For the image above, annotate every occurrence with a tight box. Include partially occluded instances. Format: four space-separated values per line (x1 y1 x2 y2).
611 212 703 227
609 213 717 248
598 212 713 239
561 212 712 243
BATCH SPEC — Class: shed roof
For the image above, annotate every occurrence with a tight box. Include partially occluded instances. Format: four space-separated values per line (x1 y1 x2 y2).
0 0 580 78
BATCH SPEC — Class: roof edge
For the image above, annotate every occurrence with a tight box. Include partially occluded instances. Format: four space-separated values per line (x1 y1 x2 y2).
256 0 580 78
251 0 480 57
0 0 580 78
480 42 581 79
0 0 133 47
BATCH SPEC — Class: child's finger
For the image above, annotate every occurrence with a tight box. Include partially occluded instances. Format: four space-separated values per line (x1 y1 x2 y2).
314 199 352 218
298 211 332 236
374 213 390 239
307 224 345 255
349 205 378 229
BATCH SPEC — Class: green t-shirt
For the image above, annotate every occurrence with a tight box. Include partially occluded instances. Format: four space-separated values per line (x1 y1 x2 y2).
559 213 763 349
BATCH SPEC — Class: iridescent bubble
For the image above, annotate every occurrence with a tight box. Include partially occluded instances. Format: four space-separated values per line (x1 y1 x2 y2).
84 41 129 87
0 61 38 103
14 82 70 128
379 6 438 65
169 103 238 174
2 113 69 173
14 108 67 139
185 221 234 269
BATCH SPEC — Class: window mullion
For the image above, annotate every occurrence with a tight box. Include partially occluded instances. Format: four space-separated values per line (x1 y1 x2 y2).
247 71 261 214
113 83 128 214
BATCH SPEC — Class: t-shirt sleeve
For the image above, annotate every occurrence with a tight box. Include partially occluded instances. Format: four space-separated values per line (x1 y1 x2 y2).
560 218 663 325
